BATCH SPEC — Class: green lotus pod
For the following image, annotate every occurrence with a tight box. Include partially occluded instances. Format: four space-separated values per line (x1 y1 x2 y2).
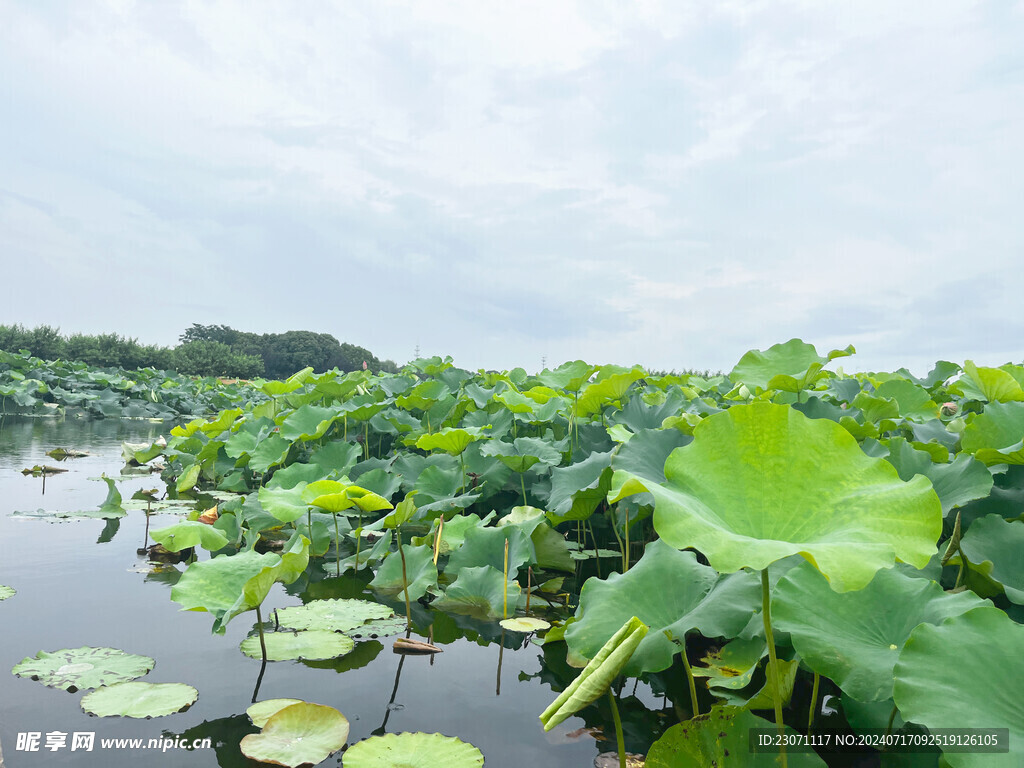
539 616 648 731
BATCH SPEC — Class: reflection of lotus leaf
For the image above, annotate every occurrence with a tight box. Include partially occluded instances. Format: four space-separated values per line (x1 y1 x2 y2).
274 598 394 633
239 630 354 661
342 732 484 768
240 702 349 768
80 681 198 718
246 698 303 728
12 647 154 692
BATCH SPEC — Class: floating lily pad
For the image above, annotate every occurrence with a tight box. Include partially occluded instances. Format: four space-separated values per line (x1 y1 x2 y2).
240 702 349 767
274 598 394 633
0 585 15 600
342 732 484 768
499 617 551 633
246 698 304 728
12 647 154 692
239 631 355 661
349 616 408 639
81 681 197 718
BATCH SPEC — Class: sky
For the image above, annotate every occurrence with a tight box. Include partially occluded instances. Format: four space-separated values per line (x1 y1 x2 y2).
2 1 1022 376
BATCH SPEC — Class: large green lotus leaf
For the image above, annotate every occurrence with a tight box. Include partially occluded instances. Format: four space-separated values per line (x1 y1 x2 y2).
973 439 1024 467
893 607 1024 768
80 681 198 718
12 647 154 692
537 360 596 393
480 437 562 473
639 402 942 592
773 561 986 701
248 433 292 473
258 483 310 523
547 451 613 521
278 404 342 441
246 698 303 728
353 468 402 502
416 427 487 456
962 402 1024 454
413 513 490 556
446 524 533 576
240 630 354 661
958 361 1024 403
342 732 484 768
576 368 645 416
955 514 1024 603
432 565 522 620
170 535 309 633
309 440 362 475
175 463 202 493
882 438 993 516
0 585 14 600
540 616 648 731
240 702 349 767
729 339 827 392
330 530 392 573
412 464 481 516
275 598 394 632
646 705 827 767
370 544 438 601
566 541 760 676
530 523 576 572
149 521 229 553
874 379 940 422
344 485 393 513
611 428 692 484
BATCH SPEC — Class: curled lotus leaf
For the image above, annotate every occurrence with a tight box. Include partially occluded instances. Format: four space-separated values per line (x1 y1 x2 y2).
12 647 154 692
240 630 355 661
342 731 484 768
240 702 349 767
274 598 395 633
626 402 942 592
80 681 198 718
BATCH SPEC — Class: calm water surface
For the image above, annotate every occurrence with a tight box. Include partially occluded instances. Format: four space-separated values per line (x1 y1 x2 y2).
0 418 665 767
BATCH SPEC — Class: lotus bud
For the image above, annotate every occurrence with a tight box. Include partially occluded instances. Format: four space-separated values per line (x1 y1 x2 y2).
941 402 958 417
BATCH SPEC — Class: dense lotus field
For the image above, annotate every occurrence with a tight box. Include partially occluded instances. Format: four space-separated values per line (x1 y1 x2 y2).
5 338 1024 767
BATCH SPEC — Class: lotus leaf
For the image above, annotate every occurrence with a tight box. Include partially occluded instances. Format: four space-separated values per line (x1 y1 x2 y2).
576 368 645 416
274 598 394 633
258 484 310 524
566 541 760 676
540 616 648 731
248 433 291 474
958 361 1024 403
446 525 533 576
480 437 562 473
0 585 14 600
645 705 827 767
882 438 993 516
246 698 304 728
240 630 354 661
773 561 986 701
415 426 487 456
349 616 408 638
278 404 341 441
961 402 1024 455
874 379 940 422
547 451 614 522
240 702 349 767
954 514 1024 603
499 617 550 632
308 440 362 475
729 339 831 393
432 565 522 620
342 732 484 768
80 681 198 718
630 402 942 592
690 637 767 692
329 530 392 573
371 544 438 601
893 607 1024 768
12 647 154 692
149 521 228 553
175 463 201 493
170 535 309 633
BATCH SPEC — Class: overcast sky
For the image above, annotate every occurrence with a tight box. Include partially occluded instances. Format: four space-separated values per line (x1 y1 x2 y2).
2 1 1022 375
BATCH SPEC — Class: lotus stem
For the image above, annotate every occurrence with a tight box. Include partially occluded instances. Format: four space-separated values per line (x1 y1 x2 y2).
503 539 510 619
761 568 787 767
496 628 505 696
624 508 630 572
398 530 412 632
808 671 820 731
355 511 363 566
364 421 370 460
459 451 466 494
589 520 602 579
433 516 444 565
885 703 898 740
526 566 532 614
608 688 627 768
254 604 268 666
679 640 700 718
519 472 527 507
333 511 341 576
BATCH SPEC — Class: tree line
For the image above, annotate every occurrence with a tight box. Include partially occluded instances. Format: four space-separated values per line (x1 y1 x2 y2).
0 323 398 379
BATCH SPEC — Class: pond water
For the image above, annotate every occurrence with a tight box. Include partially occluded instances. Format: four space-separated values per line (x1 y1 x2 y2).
0 418 672 767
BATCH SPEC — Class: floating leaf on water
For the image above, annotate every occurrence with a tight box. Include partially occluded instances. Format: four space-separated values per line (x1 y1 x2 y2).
239 630 354 662
12 647 154 692
499 617 551 633
349 616 407 639
342 732 484 768
47 448 89 460
240 702 349 768
246 698 304 728
274 598 394 633
81 681 198 718
21 465 67 476
0 585 16 600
